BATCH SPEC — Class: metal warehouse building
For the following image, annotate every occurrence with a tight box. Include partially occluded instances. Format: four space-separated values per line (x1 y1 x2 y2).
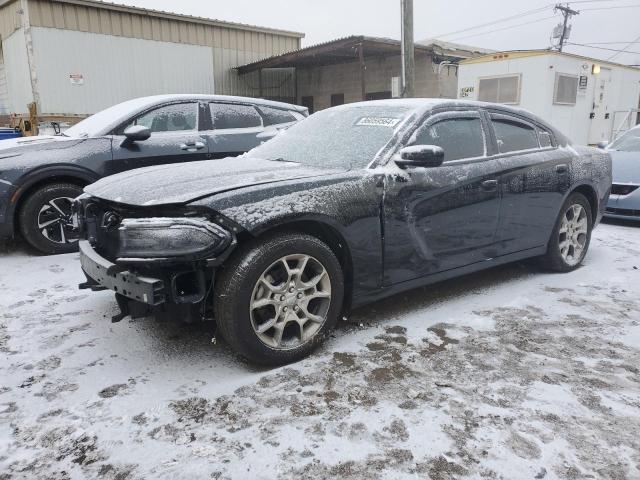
0 0 303 126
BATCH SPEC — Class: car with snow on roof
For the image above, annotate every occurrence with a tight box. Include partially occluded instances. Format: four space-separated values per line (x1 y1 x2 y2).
0 94 307 254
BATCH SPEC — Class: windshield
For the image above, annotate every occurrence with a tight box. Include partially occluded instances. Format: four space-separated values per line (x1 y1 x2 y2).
246 104 413 169
608 128 640 152
64 97 156 138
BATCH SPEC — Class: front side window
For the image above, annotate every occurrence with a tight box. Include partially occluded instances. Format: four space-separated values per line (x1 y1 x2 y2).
133 103 198 133
211 103 262 129
409 117 485 162
608 128 640 152
259 106 296 126
478 75 520 104
493 118 539 153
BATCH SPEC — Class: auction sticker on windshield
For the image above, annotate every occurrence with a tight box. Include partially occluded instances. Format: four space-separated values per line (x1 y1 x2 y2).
355 117 401 127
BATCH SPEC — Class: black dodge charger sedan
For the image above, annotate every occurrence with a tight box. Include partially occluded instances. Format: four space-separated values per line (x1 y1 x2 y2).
76 99 611 365
0 94 306 254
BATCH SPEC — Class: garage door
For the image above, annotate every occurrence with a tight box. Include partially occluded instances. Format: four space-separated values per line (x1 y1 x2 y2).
0 45 9 115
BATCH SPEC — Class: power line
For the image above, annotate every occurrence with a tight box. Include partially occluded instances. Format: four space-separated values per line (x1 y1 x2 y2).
434 4 554 39
580 4 640 10
449 15 558 42
608 33 640 60
573 40 640 44
565 41 640 55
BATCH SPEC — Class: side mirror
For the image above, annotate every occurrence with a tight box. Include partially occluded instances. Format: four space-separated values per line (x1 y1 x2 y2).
596 140 608 150
395 145 445 169
123 125 151 143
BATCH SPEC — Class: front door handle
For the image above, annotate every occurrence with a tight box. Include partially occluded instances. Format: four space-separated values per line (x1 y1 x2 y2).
481 179 498 191
556 164 568 174
180 141 206 151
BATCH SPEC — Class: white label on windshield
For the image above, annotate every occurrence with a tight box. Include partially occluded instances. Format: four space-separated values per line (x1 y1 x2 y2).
356 117 401 127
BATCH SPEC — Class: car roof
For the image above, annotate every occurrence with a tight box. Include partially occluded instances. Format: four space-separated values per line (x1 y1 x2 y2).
344 98 566 142
120 94 307 112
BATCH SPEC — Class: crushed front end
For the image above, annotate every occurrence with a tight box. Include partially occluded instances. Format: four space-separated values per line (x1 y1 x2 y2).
75 195 237 323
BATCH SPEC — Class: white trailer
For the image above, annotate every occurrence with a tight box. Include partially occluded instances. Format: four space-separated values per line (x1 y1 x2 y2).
457 50 640 145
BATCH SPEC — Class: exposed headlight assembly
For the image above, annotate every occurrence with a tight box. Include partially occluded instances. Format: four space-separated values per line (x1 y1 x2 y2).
117 217 232 261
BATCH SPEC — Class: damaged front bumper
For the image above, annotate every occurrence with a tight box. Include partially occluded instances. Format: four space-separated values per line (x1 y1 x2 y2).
79 240 215 323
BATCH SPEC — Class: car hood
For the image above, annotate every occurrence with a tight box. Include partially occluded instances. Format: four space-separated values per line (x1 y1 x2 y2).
0 135 72 152
609 150 640 183
84 157 344 206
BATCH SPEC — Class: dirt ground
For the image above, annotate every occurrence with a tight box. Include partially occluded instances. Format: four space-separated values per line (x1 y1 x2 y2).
1 220 639 480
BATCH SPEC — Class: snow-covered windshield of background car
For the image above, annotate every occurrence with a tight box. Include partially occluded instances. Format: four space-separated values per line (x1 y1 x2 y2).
64 97 159 138
609 128 640 152
246 105 413 169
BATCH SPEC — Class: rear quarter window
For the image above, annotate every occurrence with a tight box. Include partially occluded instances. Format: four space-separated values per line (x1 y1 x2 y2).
259 106 297 126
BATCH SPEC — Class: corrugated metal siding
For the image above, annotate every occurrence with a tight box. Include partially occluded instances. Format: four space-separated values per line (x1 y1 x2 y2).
0 44 9 114
0 0 22 40
26 0 300 96
31 27 215 115
2 28 33 113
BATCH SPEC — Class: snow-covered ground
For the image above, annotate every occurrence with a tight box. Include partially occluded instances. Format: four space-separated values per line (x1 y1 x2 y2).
1 221 639 480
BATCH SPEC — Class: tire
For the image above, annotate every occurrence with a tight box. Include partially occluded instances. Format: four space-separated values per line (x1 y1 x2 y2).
541 192 593 272
214 231 344 366
18 183 83 255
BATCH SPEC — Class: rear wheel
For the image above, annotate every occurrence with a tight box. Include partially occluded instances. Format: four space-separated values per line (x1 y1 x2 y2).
18 183 83 255
214 232 344 366
541 192 592 272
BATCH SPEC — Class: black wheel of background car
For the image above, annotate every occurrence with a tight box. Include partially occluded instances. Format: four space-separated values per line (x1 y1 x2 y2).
541 192 593 272
18 183 83 255
214 231 344 366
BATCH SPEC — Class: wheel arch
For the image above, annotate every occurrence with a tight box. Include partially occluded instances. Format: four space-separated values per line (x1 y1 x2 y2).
570 183 599 221
12 167 99 234
238 216 355 313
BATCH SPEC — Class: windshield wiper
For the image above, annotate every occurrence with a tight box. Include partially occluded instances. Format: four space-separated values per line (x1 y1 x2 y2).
267 157 299 164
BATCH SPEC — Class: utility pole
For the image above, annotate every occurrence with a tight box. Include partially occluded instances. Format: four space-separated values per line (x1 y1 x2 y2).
554 4 579 52
400 0 415 97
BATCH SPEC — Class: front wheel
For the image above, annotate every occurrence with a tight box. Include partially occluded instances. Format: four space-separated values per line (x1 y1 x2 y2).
541 192 593 272
214 232 344 366
18 183 83 255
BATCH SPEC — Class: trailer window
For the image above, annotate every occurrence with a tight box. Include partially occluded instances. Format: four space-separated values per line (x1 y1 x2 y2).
554 74 579 105
478 75 520 104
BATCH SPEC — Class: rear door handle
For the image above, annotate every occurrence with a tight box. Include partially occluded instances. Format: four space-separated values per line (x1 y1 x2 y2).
556 164 568 174
180 141 205 151
481 179 498 191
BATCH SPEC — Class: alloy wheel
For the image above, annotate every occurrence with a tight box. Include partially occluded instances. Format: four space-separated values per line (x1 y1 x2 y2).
249 253 332 350
37 197 79 244
558 203 588 266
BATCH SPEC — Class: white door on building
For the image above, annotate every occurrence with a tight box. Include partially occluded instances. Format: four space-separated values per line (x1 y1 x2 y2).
0 44 9 116
588 67 612 144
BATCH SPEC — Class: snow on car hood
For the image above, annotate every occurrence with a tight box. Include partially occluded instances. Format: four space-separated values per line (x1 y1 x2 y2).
0 135 69 151
84 157 343 206
609 150 640 184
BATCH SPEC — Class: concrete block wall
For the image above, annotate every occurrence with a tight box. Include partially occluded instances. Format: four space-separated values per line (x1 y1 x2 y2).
296 52 458 111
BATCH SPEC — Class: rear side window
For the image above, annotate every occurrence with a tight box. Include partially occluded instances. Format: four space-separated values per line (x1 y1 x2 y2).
410 117 485 162
210 103 262 129
492 118 539 153
130 103 198 133
259 106 296 126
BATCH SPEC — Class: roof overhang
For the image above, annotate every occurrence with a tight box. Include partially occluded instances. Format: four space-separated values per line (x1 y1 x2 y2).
235 35 445 74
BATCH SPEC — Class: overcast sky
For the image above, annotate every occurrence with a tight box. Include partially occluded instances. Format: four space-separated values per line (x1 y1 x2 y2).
121 0 640 65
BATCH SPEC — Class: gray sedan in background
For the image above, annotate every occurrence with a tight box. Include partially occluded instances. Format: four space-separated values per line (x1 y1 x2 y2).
604 125 640 221
0 94 307 254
